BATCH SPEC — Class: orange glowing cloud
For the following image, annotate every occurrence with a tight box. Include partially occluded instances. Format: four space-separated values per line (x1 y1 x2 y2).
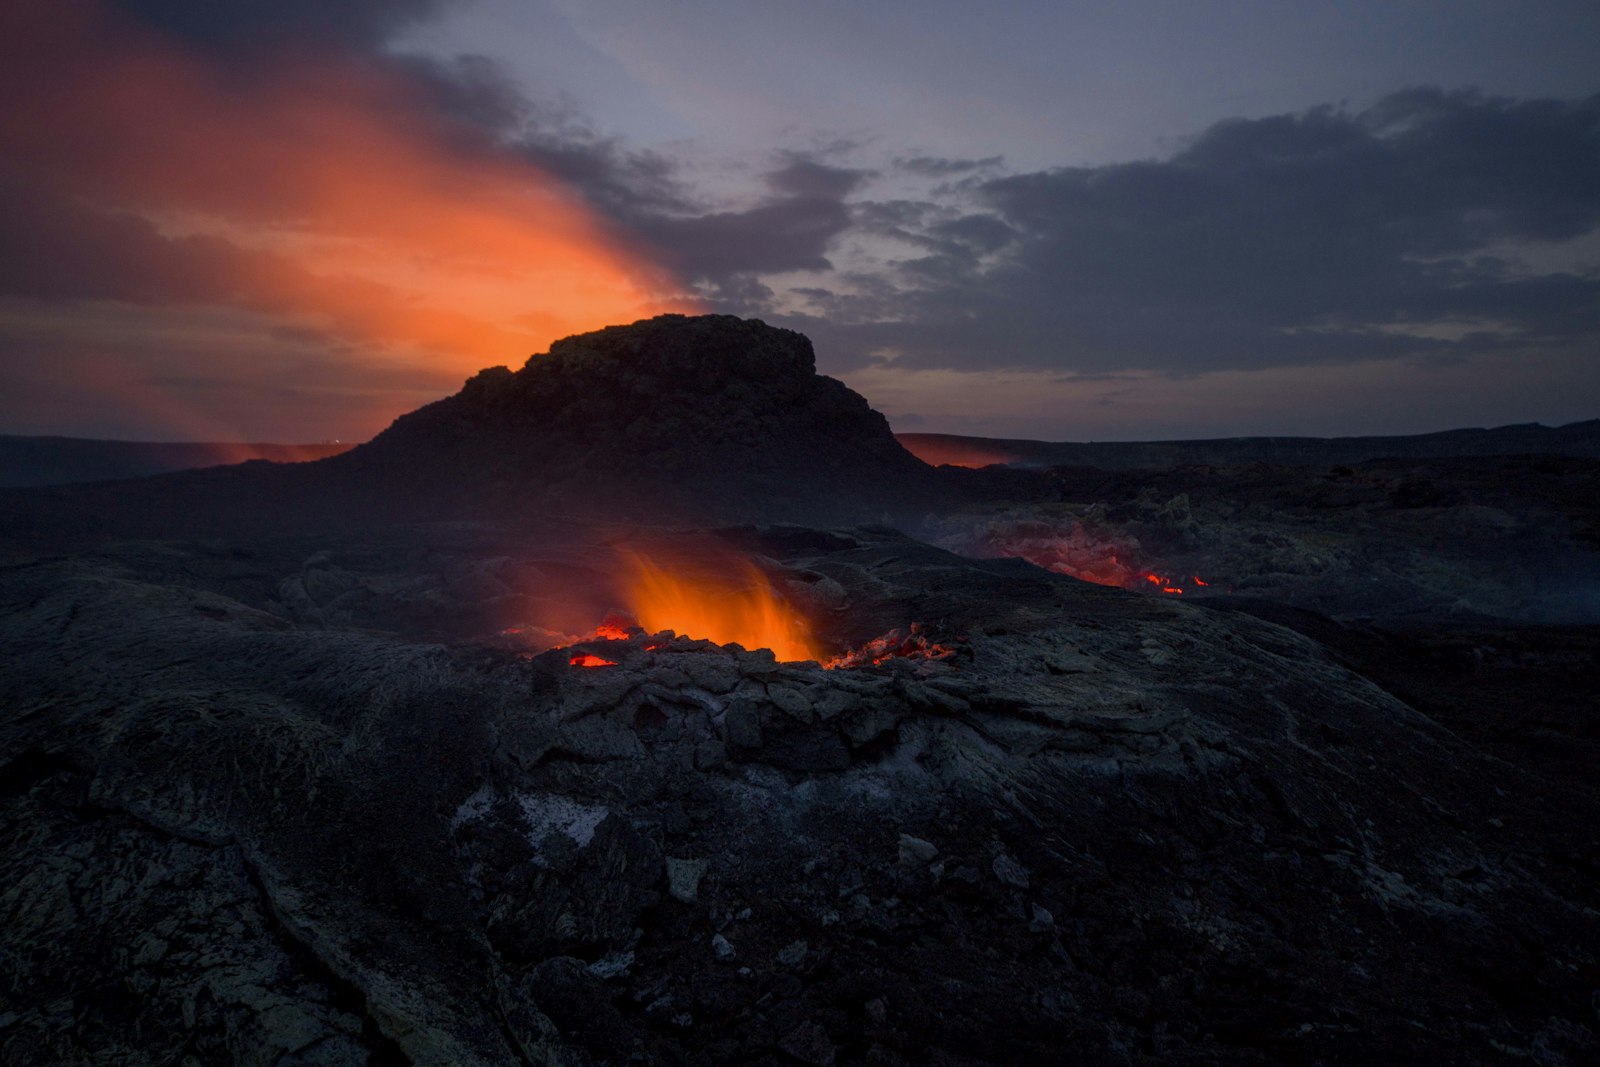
0 1 700 435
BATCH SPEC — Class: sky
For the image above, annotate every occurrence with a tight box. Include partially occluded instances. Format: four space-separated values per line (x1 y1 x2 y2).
1 0 1597 443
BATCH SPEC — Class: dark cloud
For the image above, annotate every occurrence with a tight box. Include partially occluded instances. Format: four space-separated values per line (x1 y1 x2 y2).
513 124 693 219
329 46 862 284
689 274 776 318
592 156 876 283
790 89 1600 376
634 193 853 280
766 158 874 200
0 180 253 305
894 155 1005 177
111 0 453 50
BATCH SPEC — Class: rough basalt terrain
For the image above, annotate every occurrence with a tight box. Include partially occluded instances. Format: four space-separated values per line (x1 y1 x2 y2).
3 524 1597 1065
924 454 1600 626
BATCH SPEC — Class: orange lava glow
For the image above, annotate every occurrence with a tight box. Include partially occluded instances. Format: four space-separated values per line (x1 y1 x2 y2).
569 653 618 668
1142 572 1184 594
618 550 823 664
0 1 699 436
591 614 638 641
824 625 960 669
968 522 1208 596
895 435 1021 469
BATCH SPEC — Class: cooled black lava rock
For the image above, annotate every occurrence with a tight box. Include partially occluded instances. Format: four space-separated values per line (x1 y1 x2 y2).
3 522 1597 1065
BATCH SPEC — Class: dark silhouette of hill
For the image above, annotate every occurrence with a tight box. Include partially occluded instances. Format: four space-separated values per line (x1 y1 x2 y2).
899 419 1600 469
0 315 945 548
0 437 353 488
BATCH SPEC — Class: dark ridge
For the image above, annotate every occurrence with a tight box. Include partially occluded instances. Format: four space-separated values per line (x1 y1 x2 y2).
0 437 355 489
898 418 1600 470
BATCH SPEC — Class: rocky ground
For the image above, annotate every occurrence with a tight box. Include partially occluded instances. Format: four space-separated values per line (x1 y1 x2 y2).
2 315 1597 1064
2 523 1597 1065
924 454 1600 625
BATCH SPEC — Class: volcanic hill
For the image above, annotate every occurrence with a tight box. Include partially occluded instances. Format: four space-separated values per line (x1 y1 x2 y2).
0 315 944 549
345 314 942 521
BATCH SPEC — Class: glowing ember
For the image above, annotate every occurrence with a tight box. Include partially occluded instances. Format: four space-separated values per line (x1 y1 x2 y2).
569 653 618 668
1142 573 1185 594
826 624 960 670
618 550 823 663
964 522 1209 596
591 613 639 641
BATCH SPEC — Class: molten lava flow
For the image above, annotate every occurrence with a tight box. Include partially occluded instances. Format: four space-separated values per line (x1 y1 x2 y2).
966 521 1209 596
569 653 618 668
618 551 823 664
1142 572 1184 594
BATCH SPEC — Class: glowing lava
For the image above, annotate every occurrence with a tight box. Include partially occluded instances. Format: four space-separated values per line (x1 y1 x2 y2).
966 522 1208 596
1143 573 1184 595
825 624 960 669
618 550 823 664
550 550 967 669
591 614 638 641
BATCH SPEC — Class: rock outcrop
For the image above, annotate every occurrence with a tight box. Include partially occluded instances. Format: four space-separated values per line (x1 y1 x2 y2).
0 316 944 549
342 314 939 524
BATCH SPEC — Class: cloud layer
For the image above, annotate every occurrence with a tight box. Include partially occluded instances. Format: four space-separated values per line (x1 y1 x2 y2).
1 0 1596 440
775 90 1600 379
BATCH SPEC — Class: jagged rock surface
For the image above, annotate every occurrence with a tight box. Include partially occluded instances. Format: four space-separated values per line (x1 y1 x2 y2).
3 524 1596 1065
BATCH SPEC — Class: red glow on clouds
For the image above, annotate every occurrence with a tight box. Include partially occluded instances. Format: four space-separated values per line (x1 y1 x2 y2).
0 1 699 439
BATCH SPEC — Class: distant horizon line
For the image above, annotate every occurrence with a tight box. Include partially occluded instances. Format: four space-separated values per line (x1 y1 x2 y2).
3 416 1596 450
